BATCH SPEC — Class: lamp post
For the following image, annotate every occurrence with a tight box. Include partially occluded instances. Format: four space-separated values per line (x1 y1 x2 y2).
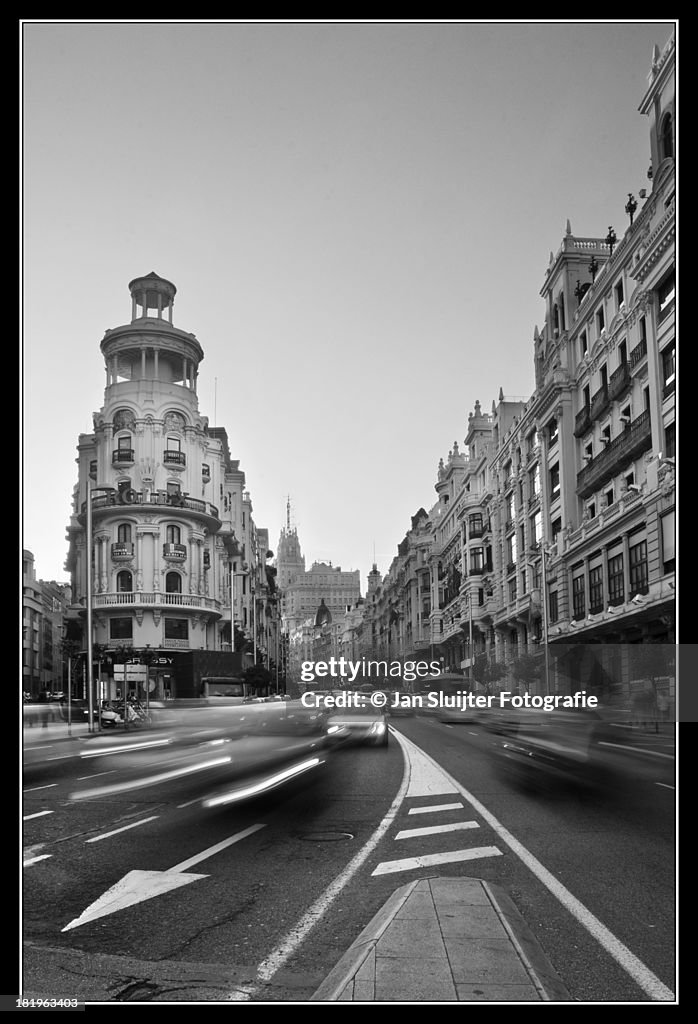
528 545 551 696
86 481 116 734
605 226 617 258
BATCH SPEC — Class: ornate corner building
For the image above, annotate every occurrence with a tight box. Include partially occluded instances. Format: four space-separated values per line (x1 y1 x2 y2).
64 272 276 699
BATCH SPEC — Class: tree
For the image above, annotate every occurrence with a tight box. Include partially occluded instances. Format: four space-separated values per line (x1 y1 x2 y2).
628 640 675 732
510 652 544 695
243 663 273 696
472 655 507 696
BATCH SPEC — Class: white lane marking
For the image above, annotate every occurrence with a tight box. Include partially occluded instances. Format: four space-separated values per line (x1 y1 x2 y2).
23 784 58 793
393 730 675 1002
77 770 118 781
24 854 53 867
171 825 266 872
395 821 480 840
236 727 412 997
656 783 675 790
63 826 266 932
23 810 54 821
373 846 503 875
85 816 159 843
598 741 674 760
408 802 464 815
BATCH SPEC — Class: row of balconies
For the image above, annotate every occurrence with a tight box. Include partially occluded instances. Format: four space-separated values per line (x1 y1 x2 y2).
112 543 212 564
91 457 211 480
83 490 220 521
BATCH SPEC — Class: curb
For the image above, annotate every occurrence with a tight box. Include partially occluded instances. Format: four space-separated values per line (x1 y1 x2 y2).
311 876 571 1002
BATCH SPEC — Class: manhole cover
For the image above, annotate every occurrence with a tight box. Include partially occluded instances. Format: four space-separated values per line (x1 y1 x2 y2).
300 831 354 842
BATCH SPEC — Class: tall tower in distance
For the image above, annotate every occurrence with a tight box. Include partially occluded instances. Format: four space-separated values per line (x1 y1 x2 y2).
276 497 306 592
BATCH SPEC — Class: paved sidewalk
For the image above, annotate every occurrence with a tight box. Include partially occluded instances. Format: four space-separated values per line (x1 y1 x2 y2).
311 876 571 1003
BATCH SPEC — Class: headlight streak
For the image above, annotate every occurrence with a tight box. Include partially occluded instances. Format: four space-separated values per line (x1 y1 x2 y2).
80 737 173 758
202 757 322 808
70 755 233 800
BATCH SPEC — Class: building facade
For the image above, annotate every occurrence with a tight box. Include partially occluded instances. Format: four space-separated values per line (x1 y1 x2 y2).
64 272 277 700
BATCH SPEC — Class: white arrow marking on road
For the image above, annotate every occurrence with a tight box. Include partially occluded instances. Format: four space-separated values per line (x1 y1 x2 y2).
62 823 266 932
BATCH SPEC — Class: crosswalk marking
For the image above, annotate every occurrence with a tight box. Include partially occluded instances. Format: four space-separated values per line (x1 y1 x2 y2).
407 802 463 815
395 821 479 840
372 846 502 876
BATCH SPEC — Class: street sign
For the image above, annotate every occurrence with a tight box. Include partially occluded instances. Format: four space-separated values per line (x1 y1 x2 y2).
114 665 147 680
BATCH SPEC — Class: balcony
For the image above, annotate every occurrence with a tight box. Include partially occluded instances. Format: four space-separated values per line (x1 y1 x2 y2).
111 542 134 561
83 490 220 525
608 361 630 403
576 409 652 498
163 450 186 468
112 448 135 466
90 591 221 616
163 543 187 561
629 338 647 370
574 405 591 438
589 385 609 422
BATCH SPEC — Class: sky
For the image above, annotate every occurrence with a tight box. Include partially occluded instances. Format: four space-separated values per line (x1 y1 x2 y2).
21 19 677 593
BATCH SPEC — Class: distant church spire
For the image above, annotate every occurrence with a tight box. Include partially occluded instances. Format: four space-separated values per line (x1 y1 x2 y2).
287 495 291 531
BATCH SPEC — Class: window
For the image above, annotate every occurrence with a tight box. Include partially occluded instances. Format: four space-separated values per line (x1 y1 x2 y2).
596 306 605 336
615 280 624 309
166 525 181 545
165 572 182 594
664 422 676 459
657 272 675 323
661 341 675 393
116 571 132 592
507 533 517 568
548 417 558 446
507 492 515 522
587 502 596 520
639 316 647 347
164 618 189 641
167 436 181 452
580 331 588 358
532 510 542 546
618 340 627 366
550 464 560 500
608 554 624 606
110 617 132 640
551 517 562 545
529 465 540 498
589 566 603 614
117 434 132 451
660 113 673 160
470 548 485 573
117 523 132 543
661 512 675 573
572 574 585 620
508 578 517 603
629 539 648 596
604 487 614 508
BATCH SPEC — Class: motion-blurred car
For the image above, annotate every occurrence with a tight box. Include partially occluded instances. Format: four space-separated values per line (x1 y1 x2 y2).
491 707 619 793
325 694 389 747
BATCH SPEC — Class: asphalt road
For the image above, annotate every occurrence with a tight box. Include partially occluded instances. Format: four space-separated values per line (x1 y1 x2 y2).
21 714 676 1003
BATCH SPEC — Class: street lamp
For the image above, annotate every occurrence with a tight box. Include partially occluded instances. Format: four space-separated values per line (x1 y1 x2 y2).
86 480 116 734
527 544 551 696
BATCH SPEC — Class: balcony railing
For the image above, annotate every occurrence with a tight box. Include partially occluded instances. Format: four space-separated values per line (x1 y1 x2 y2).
574 405 591 438
629 338 647 370
163 450 186 467
112 448 135 465
590 385 609 421
84 490 220 521
92 591 219 611
111 542 134 560
608 361 630 402
576 409 651 498
163 543 187 561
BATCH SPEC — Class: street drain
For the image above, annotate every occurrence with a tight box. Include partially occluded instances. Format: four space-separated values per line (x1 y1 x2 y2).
300 831 354 842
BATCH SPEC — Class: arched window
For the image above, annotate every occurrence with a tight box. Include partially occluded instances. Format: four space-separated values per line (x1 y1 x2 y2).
166 524 181 545
116 570 133 592
660 113 673 160
165 572 182 594
117 523 132 543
